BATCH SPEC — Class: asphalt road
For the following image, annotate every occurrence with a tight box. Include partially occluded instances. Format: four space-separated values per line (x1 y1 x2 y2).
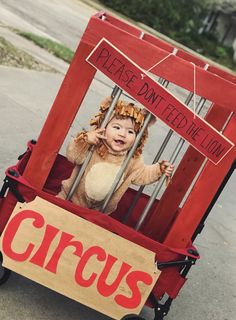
0 0 95 49
0 1 236 320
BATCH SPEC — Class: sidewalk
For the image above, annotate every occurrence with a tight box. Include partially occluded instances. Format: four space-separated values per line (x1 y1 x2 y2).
0 1 236 320
0 24 69 74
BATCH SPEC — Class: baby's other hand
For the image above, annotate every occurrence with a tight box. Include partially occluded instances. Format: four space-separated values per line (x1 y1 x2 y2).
86 128 107 145
159 161 174 177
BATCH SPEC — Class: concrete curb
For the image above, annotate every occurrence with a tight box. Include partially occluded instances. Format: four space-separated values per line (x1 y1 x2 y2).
0 24 69 74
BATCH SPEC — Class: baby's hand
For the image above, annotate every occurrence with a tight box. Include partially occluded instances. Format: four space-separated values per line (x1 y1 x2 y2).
159 161 174 177
86 128 107 145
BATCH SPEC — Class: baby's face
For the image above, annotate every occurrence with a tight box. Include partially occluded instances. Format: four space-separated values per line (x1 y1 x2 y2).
105 117 136 153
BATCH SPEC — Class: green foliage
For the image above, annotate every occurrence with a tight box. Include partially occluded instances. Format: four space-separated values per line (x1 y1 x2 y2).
99 0 235 69
0 35 54 71
100 0 206 37
17 31 74 63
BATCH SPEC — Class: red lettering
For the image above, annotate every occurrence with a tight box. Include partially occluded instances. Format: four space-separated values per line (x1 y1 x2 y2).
30 224 60 267
45 232 83 273
2 207 155 309
115 271 153 309
97 255 131 297
2 210 44 262
75 246 106 287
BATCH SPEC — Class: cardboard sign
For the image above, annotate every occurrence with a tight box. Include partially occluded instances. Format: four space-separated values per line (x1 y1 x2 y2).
86 39 234 164
0 197 160 319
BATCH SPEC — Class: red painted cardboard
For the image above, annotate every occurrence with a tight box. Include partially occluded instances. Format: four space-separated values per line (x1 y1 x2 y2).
86 38 234 164
0 197 160 319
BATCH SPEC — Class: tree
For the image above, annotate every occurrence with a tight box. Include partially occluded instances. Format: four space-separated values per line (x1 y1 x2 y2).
100 0 209 45
100 0 235 68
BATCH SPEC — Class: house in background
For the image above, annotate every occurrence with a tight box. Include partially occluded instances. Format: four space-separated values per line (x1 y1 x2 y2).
199 0 236 62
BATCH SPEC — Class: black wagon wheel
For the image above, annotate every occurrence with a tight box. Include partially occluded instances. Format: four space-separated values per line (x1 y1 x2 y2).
0 251 11 285
121 315 146 320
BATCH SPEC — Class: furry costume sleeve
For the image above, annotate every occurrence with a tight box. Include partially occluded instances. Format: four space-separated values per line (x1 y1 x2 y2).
130 156 163 186
66 132 91 165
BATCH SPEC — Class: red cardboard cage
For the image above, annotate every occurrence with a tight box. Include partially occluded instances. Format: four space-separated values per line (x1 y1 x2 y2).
0 11 236 320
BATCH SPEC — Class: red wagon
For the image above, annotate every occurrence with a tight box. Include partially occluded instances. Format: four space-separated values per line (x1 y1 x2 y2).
0 12 236 320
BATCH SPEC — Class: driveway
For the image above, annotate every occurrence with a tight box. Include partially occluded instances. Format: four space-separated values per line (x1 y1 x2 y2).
0 1 235 319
